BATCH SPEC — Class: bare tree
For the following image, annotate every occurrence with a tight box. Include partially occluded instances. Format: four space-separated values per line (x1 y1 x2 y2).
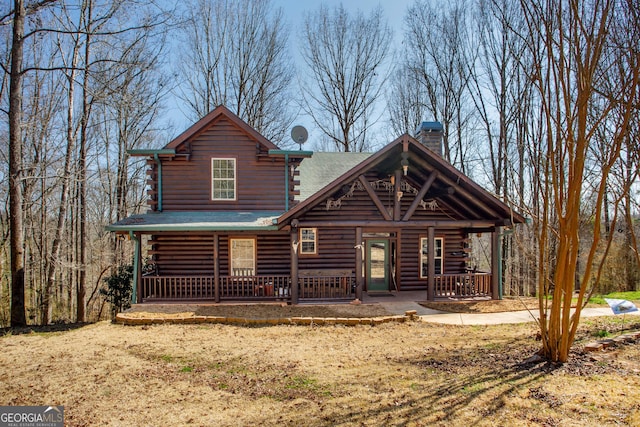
403 0 474 169
521 0 640 363
467 0 536 297
620 126 640 286
589 5 640 293
3 0 60 327
41 0 85 325
386 65 429 138
468 0 527 198
1 0 169 325
176 0 294 144
300 4 392 152
91 22 167 280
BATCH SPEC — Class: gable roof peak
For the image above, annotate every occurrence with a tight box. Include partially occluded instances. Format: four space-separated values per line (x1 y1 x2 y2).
279 133 526 226
165 104 279 151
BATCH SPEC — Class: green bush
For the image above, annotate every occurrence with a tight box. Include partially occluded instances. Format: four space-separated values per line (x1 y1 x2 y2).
100 265 133 316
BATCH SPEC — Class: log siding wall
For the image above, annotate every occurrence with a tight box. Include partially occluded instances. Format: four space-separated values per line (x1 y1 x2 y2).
154 118 288 211
298 228 357 271
149 232 291 277
398 229 467 291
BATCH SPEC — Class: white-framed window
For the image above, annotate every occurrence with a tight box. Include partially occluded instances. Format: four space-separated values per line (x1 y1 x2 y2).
420 237 444 278
300 228 317 255
211 158 236 200
230 238 255 276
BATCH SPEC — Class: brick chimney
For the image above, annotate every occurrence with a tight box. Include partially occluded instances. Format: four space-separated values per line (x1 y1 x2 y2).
415 121 443 157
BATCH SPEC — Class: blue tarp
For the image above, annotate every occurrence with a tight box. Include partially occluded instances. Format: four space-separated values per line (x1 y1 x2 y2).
604 298 639 315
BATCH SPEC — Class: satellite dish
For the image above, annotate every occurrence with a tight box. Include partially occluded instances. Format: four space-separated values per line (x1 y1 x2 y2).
291 125 308 150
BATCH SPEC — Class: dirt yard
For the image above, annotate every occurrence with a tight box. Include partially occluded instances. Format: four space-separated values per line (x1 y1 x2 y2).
125 300 395 319
122 296 542 320
1 305 639 426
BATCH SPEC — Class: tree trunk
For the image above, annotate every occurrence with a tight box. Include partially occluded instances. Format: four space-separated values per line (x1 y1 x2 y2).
9 0 27 327
77 0 93 323
42 9 83 324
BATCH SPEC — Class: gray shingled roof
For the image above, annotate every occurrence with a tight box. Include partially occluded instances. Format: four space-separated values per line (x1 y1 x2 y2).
297 152 373 201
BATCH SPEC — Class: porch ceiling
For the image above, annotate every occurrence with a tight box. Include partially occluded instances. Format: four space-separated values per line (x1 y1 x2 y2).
106 211 282 233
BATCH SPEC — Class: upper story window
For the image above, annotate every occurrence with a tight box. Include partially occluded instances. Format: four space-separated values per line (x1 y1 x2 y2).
211 158 236 200
300 228 317 255
420 236 444 278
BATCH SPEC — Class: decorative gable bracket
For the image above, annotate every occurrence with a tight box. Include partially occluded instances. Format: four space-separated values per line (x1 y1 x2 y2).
324 176 439 217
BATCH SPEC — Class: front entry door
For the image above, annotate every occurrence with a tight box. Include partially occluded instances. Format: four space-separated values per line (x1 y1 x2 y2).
366 239 389 292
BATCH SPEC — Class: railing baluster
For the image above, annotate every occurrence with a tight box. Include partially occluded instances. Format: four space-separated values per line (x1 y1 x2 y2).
135 272 478 301
432 273 493 298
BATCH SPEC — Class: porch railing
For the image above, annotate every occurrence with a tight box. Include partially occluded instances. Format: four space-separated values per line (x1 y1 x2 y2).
434 273 492 297
299 270 355 300
220 275 291 299
140 272 491 301
141 275 291 301
142 276 214 300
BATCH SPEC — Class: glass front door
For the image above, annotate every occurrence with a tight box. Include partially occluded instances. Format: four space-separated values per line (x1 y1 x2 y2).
366 239 389 292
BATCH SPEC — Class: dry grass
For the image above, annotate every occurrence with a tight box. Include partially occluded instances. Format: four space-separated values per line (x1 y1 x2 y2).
1 316 639 426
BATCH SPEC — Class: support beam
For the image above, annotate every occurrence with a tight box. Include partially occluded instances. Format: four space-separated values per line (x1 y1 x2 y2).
393 170 402 221
290 226 299 304
491 227 501 300
410 156 501 218
136 234 142 301
427 227 435 301
358 175 392 221
295 220 499 228
402 170 438 221
129 231 142 304
213 234 220 303
395 230 402 291
355 227 363 300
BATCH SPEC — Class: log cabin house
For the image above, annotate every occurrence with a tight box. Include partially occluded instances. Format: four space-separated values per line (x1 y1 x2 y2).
107 105 525 304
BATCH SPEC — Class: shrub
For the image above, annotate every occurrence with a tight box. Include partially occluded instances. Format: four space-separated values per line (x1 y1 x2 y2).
100 265 133 317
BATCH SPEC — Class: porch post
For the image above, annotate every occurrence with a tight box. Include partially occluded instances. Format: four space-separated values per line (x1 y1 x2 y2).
130 231 142 304
427 226 435 301
213 234 220 303
290 224 299 304
355 227 363 300
491 227 501 300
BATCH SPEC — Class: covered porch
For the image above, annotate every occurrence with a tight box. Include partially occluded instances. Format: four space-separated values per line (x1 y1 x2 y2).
109 217 504 305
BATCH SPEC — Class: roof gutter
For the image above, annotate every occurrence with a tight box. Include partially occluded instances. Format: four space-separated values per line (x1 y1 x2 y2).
268 150 314 156
107 224 280 232
128 148 176 156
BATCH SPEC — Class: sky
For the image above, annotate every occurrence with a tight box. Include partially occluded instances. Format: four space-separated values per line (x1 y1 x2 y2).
272 0 411 39
270 0 415 149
